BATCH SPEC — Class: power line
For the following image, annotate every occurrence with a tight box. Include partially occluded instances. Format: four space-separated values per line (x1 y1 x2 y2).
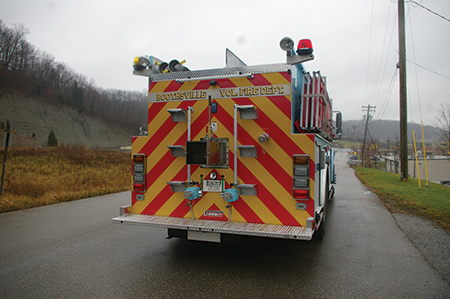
374 66 398 129
407 7 422 123
372 3 397 111
409 0 450 23
364 0 376 103
406 59 450 80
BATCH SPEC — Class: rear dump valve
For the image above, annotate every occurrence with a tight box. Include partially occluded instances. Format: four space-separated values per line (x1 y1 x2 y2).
222 188 239 203
184 187 202 220
221 189 239 223
184 187 202 201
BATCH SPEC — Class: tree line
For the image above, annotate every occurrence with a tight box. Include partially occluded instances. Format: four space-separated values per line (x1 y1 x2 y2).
0 21 147 132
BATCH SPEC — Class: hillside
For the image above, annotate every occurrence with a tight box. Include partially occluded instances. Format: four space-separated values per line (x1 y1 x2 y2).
0 92 132 148
342 119 440 144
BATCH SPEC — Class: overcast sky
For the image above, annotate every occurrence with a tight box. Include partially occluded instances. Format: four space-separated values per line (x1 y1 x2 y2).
1 0 449 130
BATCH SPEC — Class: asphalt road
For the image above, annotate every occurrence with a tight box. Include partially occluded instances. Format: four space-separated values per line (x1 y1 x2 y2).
1 151 449 298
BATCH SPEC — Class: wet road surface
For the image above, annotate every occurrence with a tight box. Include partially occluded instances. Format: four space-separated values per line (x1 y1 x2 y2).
1 151 449 298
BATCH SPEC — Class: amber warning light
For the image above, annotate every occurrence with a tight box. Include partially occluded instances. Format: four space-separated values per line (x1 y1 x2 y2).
293 155 309 165
134 154 145 163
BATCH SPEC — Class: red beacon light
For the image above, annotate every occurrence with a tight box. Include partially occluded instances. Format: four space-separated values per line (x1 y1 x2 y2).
297 39 313 56
279 37 314 65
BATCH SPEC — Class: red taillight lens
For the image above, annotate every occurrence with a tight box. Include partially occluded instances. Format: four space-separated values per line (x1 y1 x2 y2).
293 189 309 200
133 183 145 192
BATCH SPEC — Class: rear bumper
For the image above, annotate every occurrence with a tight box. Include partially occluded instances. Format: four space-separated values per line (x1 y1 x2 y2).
113 212 313 241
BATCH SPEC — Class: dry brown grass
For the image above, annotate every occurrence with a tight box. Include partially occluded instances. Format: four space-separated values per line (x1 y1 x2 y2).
0 145 130 212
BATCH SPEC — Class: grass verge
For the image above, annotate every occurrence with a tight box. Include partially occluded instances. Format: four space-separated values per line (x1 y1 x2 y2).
0 145 130 213
354 166 450 231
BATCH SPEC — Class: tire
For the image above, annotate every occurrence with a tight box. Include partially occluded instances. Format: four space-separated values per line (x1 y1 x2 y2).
314 211 326 240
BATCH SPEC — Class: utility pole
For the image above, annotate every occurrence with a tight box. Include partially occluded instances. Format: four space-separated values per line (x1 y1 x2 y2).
362 105 376 167
352 125 357 150
1 131 12 195
398 0 408 179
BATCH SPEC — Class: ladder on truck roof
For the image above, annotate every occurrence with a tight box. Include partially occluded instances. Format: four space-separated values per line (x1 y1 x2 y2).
299 71 333 139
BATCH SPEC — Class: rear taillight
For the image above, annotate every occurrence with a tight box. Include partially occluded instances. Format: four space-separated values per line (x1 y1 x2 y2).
293 154 309 200
133 183 145 192
293 189 309 199
133 153 146 193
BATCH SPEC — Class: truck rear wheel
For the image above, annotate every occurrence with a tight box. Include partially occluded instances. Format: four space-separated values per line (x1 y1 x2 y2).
314 212 326 240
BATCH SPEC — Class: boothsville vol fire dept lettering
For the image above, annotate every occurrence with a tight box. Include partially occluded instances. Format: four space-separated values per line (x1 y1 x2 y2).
152 84 289 102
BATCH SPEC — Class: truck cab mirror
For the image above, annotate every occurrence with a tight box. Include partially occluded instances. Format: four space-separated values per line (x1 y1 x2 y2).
334 111 343 140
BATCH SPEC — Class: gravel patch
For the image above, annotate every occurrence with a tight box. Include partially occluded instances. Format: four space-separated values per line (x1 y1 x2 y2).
393 213 450 285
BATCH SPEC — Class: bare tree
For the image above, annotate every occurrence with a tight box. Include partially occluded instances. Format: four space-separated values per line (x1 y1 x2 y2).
0 21 31 71
0 21 147 133
434 102 450 156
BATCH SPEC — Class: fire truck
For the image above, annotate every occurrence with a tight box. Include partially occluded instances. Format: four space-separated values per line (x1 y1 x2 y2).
113 37 342 242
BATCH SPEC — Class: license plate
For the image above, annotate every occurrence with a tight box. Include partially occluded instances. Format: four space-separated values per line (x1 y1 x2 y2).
203 180 222 192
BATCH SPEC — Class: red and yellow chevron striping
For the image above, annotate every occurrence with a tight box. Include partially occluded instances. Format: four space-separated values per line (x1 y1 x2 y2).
130 71 317 227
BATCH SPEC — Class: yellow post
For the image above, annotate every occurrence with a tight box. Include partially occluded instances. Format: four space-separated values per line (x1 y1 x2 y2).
413 131 421 189
421 121 429 190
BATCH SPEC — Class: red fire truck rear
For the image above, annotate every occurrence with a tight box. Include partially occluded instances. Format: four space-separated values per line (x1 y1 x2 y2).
113 37 342 242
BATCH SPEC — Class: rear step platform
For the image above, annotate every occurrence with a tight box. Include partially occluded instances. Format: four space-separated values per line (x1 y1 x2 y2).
113 213 313 241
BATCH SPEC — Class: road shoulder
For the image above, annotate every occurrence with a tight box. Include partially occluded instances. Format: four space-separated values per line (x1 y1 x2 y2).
392 213 450 286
